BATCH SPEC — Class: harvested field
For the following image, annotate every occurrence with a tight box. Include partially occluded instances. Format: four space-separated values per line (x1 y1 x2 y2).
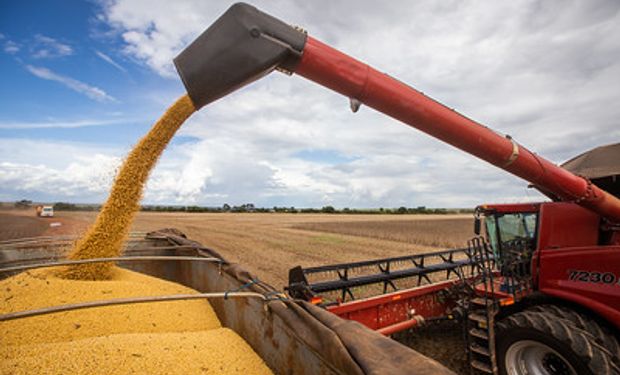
0 212 49 240
0 211 473 290
293 218 472 248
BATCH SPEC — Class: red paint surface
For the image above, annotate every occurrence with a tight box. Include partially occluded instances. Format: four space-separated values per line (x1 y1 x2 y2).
327 280 456 332
538 246 620 329
377 317 422 336
478 203 540 214
537 202 600 250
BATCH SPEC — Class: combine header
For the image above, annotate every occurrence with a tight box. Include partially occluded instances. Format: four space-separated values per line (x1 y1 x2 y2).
175 4 620 375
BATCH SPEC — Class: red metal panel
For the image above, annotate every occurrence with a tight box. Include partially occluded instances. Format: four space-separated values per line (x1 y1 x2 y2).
612 232 620 246
478 203 540 214
538 246 620 329
327 280 457 332
537 202 599 250
295 36 620 223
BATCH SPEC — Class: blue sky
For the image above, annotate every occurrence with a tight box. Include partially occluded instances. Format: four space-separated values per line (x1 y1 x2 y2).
1 1 619 208
0 1 183 146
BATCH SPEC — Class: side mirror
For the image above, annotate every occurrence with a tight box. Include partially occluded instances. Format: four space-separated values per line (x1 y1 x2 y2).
474 217 481 235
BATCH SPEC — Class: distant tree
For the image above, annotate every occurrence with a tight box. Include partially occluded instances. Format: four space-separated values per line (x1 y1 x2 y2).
397 206 408 214
15 199 33 209
53 202 77 211
289 206 298 213
222 203 231 212
321 206 336 213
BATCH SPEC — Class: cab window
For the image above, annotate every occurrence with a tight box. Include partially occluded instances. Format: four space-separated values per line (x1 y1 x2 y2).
486 212 537 254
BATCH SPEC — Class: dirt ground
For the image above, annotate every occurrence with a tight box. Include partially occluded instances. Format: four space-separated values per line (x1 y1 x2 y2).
0 209 473 373
0 210 91 240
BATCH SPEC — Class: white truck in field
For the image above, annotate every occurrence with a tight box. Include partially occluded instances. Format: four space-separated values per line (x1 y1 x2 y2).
36 205 54 217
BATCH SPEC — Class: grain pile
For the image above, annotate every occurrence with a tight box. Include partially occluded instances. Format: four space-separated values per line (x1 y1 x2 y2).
1 267 274 375
1 267 220 346
63 94 195 280
2 330 271 375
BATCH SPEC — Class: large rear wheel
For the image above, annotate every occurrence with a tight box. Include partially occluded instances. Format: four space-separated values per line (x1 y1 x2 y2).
527 304 620 360
496 308 619 375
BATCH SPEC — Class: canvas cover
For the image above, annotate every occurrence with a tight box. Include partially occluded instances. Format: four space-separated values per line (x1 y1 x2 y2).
562 143 620 198
562 143 620 179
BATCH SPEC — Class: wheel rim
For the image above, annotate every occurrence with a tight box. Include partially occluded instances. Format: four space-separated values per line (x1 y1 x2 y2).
504 340 577 375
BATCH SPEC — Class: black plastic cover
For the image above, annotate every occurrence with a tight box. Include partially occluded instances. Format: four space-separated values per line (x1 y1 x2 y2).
174 3 307 109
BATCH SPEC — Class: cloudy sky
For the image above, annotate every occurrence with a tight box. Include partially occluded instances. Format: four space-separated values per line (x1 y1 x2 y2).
1 0 618 208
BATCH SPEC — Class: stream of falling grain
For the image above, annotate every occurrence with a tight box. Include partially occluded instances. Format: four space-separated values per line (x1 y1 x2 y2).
62 95 195 280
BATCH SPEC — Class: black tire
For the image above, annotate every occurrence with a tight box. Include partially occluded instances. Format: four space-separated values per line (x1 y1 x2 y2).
528 304 620 363
496 310 619 375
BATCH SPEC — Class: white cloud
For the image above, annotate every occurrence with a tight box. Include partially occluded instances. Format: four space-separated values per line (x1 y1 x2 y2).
0 118 129 129
30 34 73 59
4 40 20 54
0 157 117 197
100 0 223 77
0 139 121 201
26 65 117 103
94 50 128 73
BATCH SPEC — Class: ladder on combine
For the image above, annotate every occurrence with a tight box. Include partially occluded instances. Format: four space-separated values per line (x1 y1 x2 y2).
464 237 499 374
462 237 534 375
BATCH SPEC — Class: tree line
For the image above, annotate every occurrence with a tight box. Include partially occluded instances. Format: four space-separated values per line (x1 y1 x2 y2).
39 201 472 214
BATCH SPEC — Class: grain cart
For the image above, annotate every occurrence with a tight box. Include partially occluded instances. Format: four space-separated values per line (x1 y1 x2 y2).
172 4 620 375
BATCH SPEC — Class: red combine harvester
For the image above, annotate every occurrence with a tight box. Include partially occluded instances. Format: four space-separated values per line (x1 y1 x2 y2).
175 4 620 374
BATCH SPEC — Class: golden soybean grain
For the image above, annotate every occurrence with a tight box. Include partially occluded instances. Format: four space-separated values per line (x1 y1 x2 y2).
0 266 274 374
63 95 195 280
2 329 273 375
0 267 221 347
